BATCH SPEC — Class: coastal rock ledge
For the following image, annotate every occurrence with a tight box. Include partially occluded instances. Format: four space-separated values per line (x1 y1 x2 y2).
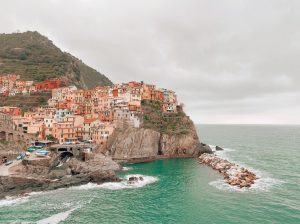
104 125 212 163
199 153 257 188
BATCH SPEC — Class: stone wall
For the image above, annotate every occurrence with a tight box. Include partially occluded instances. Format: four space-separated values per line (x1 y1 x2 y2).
0 112 35 143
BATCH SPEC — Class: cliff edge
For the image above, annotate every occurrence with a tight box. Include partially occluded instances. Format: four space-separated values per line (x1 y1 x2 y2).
0 153 120 199
103 101 211 163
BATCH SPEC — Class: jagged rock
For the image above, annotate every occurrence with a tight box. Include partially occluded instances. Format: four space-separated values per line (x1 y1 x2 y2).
199 143 213 154
105 124 210 162
216 146 224 151
127 176 144 184
129 176 139 182
105 128 160 161
90 170 120 183
199 153 257 188
0 152 121 199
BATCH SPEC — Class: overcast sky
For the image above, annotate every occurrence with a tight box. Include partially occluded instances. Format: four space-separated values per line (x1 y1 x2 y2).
1 0 300 124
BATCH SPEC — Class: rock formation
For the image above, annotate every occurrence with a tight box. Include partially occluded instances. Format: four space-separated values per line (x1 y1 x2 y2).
104 121 212 163
160 123 202 156
199 153 257 188
127 175 144 184
0 152 121 199
215 146 224 151
105 128 160 162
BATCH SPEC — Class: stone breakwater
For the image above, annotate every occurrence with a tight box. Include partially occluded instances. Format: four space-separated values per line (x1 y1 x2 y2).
199 153 257 188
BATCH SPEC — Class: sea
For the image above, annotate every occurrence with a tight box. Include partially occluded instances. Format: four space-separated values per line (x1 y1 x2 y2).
0 124 299 224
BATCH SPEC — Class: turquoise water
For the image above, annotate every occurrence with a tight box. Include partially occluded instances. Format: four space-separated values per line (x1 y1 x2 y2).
0 125 299 223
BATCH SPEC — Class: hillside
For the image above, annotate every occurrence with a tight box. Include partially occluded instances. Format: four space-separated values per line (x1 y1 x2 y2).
141 100 192 135
0 31 112 88
0 92 51 111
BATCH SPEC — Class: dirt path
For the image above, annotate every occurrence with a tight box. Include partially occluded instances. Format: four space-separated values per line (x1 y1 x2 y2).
0 160 22 176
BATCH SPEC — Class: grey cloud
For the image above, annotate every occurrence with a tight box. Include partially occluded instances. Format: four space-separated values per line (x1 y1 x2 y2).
0 0 299 124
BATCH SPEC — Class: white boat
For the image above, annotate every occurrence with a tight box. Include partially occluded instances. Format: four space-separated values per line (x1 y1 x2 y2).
35 151 50 157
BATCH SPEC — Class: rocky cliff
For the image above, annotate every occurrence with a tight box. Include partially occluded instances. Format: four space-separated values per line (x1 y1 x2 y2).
104 117 211 163
0 153 121 199
104 128 160 162
159 123 202 156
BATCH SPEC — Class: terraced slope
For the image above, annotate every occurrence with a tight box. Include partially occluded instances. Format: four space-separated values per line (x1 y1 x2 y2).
0 31 112 88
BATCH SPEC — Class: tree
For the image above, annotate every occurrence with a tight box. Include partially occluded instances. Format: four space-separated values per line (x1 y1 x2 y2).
19 52 28 60
46 134 56 141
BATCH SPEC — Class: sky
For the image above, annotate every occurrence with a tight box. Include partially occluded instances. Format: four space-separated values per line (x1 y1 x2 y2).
1 0 300 124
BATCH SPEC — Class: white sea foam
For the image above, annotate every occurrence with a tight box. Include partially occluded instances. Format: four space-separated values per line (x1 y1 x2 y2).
208 145 216 151
209 176 284 193
0 188 66 207
208 147 284 192
0 196 29 207
36 207 78 224
71 174 158 190
122 166 133 171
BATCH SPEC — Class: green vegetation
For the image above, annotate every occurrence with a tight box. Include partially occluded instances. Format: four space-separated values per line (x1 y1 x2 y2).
142 100 193 135
0 140 9 145
0 91 52 110
0 31 112 88
46 134 56 141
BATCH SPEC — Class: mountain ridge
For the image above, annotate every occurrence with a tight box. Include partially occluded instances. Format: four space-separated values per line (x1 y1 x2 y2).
0 31 112 88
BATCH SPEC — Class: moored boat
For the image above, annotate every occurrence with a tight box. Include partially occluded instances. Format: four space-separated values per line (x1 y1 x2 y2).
35 151 50 157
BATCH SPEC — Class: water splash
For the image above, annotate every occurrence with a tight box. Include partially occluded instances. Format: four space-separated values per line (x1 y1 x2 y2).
36 207 79 224
209 176 284 193
71 174 158 190
0 196 29 207
208 147 284 192
122 166 133 171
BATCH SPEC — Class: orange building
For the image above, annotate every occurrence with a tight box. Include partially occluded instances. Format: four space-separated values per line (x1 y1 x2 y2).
35 79 61 90
91 123 114 145
128 81 142 88
112 88 118 97
0 74 19 82
151 89 164 102
52 116 84 143
0 106 22 116
99 110 114 122
142 84 156 100
128 103 141 112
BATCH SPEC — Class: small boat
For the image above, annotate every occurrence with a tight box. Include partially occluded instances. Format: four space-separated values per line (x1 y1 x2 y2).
16 154 25 160
27 146 44 152
35 151 50 157
5 160 13 166
27 147 35 152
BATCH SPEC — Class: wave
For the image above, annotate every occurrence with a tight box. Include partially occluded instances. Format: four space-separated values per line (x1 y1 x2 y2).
0 188 67 208
36 207 78 224
209 145 236 161
71 174 158 190
0 196 29 207
122 166 133 171
208 146 284 192
209 176 284 193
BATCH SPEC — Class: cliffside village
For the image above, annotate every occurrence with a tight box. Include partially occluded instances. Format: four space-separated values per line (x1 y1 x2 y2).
0 74 61 96
0 74 178 145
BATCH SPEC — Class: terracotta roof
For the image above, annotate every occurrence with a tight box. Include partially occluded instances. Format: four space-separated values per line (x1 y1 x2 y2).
84 118 97 124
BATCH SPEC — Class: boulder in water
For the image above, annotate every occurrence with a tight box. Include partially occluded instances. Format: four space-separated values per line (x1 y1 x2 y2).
198 153 257 188
128 176 144 184
216 146 224 151
128 176 138 181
